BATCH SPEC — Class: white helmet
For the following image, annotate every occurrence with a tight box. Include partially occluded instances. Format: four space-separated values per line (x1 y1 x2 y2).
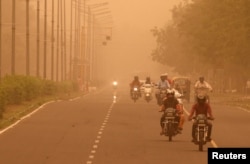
166 88 175 95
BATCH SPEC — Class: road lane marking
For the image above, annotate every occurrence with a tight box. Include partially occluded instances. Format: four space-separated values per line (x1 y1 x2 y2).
86 102 115 164
0 100 59 135
237 107 250 113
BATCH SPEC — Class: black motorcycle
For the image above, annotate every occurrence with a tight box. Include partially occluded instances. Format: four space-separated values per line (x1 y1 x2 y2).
162 108 180 141
192 114 213 151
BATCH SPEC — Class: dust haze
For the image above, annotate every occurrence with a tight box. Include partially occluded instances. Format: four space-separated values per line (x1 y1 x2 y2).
96 0 182 83
0 0 182 84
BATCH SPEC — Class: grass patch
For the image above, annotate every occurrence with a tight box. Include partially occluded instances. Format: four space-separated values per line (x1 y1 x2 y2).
0 91 85 130
212 93 250 111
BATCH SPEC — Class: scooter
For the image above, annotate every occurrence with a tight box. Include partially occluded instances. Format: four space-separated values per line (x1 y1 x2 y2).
144 84 153 102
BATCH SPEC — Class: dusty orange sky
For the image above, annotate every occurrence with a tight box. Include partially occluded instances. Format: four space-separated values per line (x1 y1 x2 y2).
89 0 182 82
2 0 182 82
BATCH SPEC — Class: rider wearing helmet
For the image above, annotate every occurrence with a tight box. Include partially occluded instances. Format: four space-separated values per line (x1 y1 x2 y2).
188 95 214 142
130 76 143 97
159 89 184 135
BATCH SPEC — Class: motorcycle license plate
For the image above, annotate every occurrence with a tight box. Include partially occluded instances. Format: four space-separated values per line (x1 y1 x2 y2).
166 113 174 116
165 117 175 119
198 120 205 123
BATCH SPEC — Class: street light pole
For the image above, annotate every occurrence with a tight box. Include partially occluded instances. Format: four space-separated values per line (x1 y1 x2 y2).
56 0 60 81
43 0 47 79
51 0 54 80
36 0 40 77
26 0 30 76
11 0 16 75
0 0 2 78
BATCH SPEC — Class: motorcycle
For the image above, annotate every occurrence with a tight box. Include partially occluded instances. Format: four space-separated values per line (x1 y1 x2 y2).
192 114 213 151
161 108 180 141
131 86 140 102
112 81 118 89
143 84 153 102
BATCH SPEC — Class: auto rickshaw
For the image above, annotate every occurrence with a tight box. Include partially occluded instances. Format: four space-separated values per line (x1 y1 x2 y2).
172 77 191 102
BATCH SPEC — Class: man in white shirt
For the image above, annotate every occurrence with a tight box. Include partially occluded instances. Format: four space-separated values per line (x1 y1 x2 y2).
194 76 212 103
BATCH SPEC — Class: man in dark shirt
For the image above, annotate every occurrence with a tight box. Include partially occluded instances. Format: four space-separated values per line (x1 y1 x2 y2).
188 95 214 142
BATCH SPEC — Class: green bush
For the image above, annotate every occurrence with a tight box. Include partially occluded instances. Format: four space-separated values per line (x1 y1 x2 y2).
0 75 76 118
0 89 6 119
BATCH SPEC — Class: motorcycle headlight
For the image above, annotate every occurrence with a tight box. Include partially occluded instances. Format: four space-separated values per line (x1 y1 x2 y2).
134 88 138 91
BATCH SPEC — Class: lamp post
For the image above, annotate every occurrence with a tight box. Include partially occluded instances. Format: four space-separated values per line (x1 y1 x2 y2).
11 0 16 75
88 9 113 84
26 0 30 76
85 2 112 86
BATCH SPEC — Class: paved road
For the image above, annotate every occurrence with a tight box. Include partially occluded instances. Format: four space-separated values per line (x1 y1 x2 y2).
0 84 249 164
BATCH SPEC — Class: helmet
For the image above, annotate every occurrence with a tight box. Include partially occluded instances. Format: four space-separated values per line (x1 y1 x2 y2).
146 76 150 81
134 76 139 80
197 95 206 103
166 89 175 96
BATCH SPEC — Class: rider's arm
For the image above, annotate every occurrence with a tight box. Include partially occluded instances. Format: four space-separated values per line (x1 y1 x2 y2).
166 80 171 88
194 81 200 88
188 105 196 120
207 104 214 119
205 82 213 91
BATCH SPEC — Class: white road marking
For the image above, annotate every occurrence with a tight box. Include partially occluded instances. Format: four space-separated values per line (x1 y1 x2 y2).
86 102 115 164
237 107 250 113
0 100 59 135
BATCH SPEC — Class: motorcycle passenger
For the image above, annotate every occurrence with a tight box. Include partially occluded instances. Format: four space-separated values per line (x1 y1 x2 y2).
155 74 170 105
188 95 214 142
164 72 173 85
159 89 184 135
145 76 152 85
130 76 143 97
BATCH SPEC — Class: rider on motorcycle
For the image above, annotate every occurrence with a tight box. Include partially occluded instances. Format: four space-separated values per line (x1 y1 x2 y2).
194 76 212 91
130 76 143 97
194 76 213 102
155 73 170 105
159 89 184 135
188 95 214 142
